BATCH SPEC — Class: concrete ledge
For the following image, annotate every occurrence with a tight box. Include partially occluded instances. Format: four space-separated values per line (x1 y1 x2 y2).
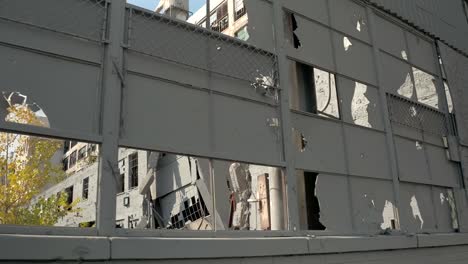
309 235 418 253
0 234 110 260
110 237 310 259
418 233 468 248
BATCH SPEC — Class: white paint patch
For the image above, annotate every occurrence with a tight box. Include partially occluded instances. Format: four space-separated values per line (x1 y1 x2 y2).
397 73 414 98
409 106 418 117
410 195 424 229
356 21 361 32
343 37 353 51
415 141 423 150
381 200 395 230
401 50 408 60
440 193 446 205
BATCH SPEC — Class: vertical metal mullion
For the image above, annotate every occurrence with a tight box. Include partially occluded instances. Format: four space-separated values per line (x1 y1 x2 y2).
272 1 300 230
366 7 402 230
325 0 356 233
96 0 126 236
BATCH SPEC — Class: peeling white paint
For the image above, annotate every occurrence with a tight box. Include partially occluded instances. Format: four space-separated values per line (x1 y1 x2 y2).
351 82 371 128
343 37 353 51
381 200 395 230
415 141 423 150
401 50 408 60
397 73 414 98
410 195 424 229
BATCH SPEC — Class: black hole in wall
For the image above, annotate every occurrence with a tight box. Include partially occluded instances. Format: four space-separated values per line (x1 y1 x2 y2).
304 172 326 230
290 14 301 49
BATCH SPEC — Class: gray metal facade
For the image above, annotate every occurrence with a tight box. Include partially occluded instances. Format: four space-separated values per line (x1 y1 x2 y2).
0 0 468 262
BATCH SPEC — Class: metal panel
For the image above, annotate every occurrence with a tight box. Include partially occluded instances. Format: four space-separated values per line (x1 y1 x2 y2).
121 74 211 157
0 44 101 136
286 16 335 72
281 0 329 25
343 125 391 180
394 136 431 184
406 32 437 74
316 173 353 233
349 177 396 233
126 52 277 105
379 52 414 98
367 0 468 54
432 187 456 233
0 0 106 41
292 113 347 175
374 15 407 60
332 32 377 86
328 0 371 43
426 144 461 188
212 94 282 166
399 183 437 233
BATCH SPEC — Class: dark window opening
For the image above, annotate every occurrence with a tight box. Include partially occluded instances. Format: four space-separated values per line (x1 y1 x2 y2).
168 193 209 229
62 157 69 171
69 151 77 168
129 153 138 188
63 140 70 153
293 62 340 119
304 172 326 230
82 177 89 200
70 141 77 149
296 63 317 113
64 186 74 210
290 14 301 49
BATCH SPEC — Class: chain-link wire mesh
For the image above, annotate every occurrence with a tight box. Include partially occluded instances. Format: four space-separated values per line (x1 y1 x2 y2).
127 7 278 89
387 93 448 135
0 0 107 41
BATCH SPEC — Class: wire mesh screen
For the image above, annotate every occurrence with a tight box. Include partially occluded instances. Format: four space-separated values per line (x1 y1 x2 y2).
387 93 448 135
127 7 278 89
0 0 106 41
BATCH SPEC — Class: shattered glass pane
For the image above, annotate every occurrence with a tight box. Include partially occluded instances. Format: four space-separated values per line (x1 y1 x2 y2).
0 132 99 228
315 69 340 119
413 68 439 109
351 82 371 128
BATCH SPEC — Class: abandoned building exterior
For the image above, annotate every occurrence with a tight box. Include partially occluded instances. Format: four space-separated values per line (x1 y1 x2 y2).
2 0 468 263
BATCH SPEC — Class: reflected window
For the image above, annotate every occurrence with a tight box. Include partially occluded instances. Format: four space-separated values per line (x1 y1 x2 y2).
293 62 340 119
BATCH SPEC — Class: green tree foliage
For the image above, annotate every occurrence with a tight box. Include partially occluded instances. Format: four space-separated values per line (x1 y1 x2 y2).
0 104 78 225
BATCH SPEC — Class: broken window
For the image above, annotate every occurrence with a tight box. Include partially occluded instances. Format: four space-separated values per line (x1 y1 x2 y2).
2 92 50 128
69 151 77 168
302 172 326 230
82 177 89 200
235 26 249 41
413 68 439 109
292 61 340 119
118 158 126 193
129 152 138 188
289 13 301 49
113 147 285 231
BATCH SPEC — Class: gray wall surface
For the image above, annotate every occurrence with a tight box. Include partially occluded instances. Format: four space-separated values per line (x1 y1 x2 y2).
0 0 468 262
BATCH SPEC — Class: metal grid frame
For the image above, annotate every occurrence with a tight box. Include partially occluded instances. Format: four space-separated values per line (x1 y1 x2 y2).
126 6 279 91
387 93 448 136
